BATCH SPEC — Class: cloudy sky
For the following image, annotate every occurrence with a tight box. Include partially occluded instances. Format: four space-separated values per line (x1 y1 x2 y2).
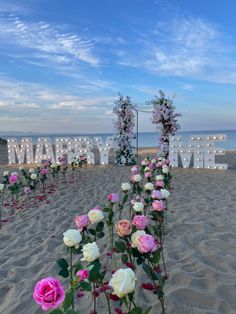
0 0 236 134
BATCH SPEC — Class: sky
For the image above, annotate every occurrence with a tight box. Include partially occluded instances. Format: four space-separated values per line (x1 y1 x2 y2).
0 0 236 134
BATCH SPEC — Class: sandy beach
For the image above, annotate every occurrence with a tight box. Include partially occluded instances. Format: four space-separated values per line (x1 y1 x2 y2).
0 146 236 314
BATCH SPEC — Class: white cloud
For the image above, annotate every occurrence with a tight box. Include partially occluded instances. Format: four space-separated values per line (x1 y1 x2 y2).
0 15 100 66
118 17 236 84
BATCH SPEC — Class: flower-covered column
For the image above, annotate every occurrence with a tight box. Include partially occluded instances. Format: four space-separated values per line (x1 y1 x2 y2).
151 90 182 158
113 94 136 165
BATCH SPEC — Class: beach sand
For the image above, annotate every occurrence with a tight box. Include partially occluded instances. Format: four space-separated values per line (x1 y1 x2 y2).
0 146 236 313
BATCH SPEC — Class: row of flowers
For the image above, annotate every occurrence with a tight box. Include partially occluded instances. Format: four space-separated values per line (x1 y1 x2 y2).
32 155 172 313
0 156 87 228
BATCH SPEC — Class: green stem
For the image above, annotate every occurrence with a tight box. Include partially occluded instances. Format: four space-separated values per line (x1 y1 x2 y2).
99 279 111 314
70 248 75 310
0 197 2 229
93 282 96 313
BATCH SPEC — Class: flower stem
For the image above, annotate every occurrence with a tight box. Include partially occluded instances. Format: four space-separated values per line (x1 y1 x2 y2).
93 282 96 313
70 248 74 310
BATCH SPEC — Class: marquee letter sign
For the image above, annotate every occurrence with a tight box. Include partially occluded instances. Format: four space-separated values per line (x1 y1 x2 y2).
7 138 34 164
6 136 115 165
35 138 55 164
169 134 227 170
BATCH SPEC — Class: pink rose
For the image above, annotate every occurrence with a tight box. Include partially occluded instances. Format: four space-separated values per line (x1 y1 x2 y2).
151 200 165 211
107 193 119 203
138 235 159 253
156 162 162 168
151 190 162 199
75 215 90 231
115 219 132 237
9 174 18 184
40 168 48 175
155 180 164 188
144 172 152 179
33 277 65 311
76 269 89 281
131 165 139 174
132 215 150 230
24 186 31 194
149 164 154 171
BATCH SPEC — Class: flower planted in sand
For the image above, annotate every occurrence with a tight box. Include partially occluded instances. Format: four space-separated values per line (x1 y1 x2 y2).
74 214 90 232
88 207 104 224
63 229 82 248
109 268 136 298
33 277 65 311
115 220 132 237
81 242 100 262
133 201 144 213
132 215 150 230
121 182 131 192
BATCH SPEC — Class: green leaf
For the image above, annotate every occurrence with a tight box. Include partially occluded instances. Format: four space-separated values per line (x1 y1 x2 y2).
142 263 158 281
89 261 102 281
80 281 92 291
50 309 64 314
144 306 152 314
159 277 165 289
102 207 110 213
57 258 69 270
152 251 161 264
63 289 74 311
132 247 142 257
100 270 106 281
58 268 69 278
96 221 104 232
136 256 144 265
88 228 96 236
73 262 83 275
129 307 142 314
97 231 105 239
115 240 126 253
65 310 77 314
121 253 128 264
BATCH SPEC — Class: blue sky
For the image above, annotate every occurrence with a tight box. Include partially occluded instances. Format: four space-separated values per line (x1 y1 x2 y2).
0 0 236 133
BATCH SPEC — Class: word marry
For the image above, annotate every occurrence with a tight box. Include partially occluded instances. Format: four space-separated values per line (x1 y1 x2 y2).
7 136 115 165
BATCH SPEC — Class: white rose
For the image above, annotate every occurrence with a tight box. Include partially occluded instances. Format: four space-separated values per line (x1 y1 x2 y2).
29 168 35 173
3 171 9 176
109 268 136 298
121 182 131 191
151 159 156 164
144 166 150 172
51 163 58 169
156 175 164 181
162 165 169 174
19 166 24 171
144 182 154 191
133 201 144 212
0 183 4 192
11 172 18 176
161 189 170 199
63 229 82 248
88 209 104 224
131 230 146 247
141 160 149 166
81 242 100 262
133 174 142 182
31 173 37 180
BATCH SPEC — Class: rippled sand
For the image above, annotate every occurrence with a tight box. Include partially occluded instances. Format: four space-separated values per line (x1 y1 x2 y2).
0 149 236 313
